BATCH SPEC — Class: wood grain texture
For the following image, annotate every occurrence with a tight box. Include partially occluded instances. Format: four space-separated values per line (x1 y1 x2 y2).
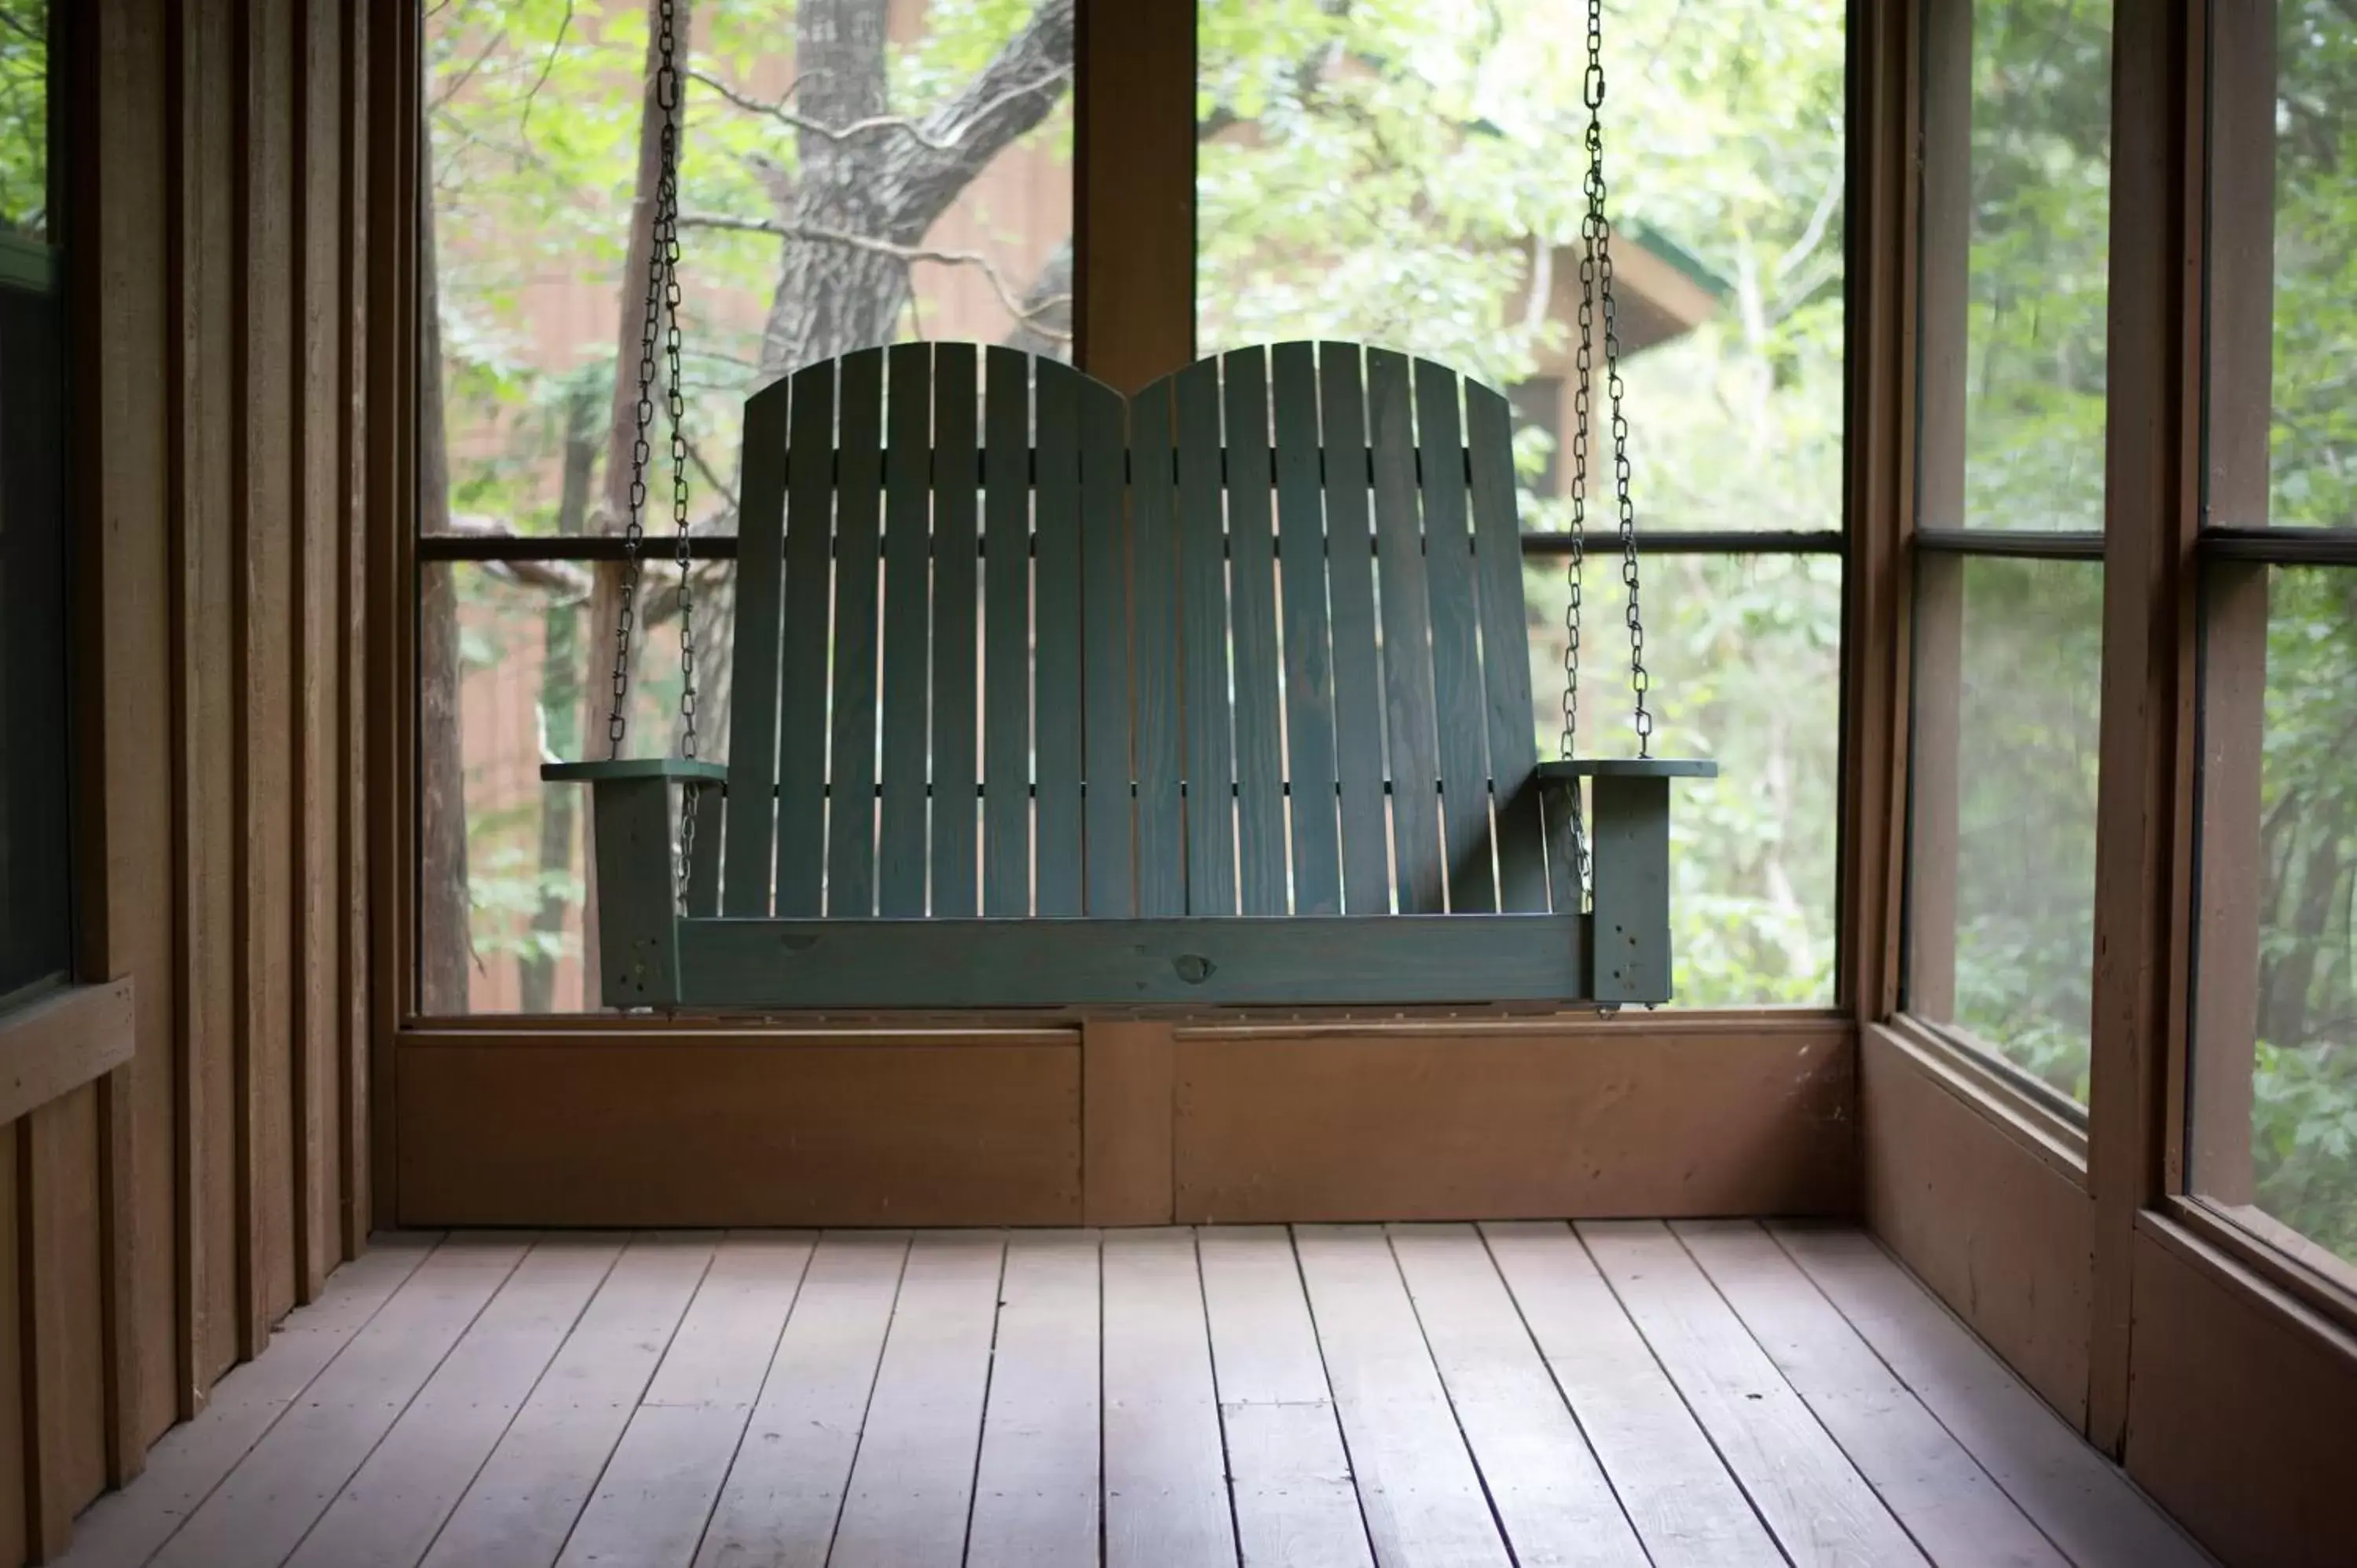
724 382 791 918
1578 1221 1926 1567
1292 1225 1508 1566
1219 350 1289 918
1083 1021 1175 1227
2124 1222 2355 1568
1462 383 1546 914
422 1233 714 1568
983 347 1033 918
774 357 837 918
1078 376 1135 918
1197 1226 1373 1568
1033 363 1087 918
1365 350 1446 914
1129 379 1187 917
966 1232 1102 1568
1860 1025 2093 1425
1173 359 1240 916
695 1231 909 1568
555 1233 812 1568
826 349 887 919
1073 0 1193 392
1676 1220 2066 1568
929 344 981 920
286 1236 624 1568
24 1091 108 1560
1315 344 1395 915
0 1123 21 1566
1776 1222 2211 1568
827 1232 1006 1568
1388 1224 1646 1566
1411 360 1497 914
1270 342 1343 915
1175 1024 1854 1222
151 1236 530 1568
0 981 137 1129
878 344 934 920
1102 1230 1236 1568
396 1036 1081 1227
1482 1222 1783 1568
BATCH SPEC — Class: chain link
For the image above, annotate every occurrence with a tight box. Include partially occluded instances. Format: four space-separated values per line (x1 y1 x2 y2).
608 0 702 914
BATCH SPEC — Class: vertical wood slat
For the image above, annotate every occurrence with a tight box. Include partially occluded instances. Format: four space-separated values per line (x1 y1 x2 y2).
827 348 886 917
983 347 1033 917
292 0 343 1306
1465 383 1549 913
24 1094 108 1562
1318 344 1393 914
1080 384 1135 916
1034 363 1087 917
340 0 372 1253
1415 358 1498 913
775 359 836 918
237 0 300 1348
878 343 933 918
1129 379 1187 917
1366 349 1446 914
1270 343 1342 915
1174 360 1239 915
930 345 981 917
1222 350 1288 916
723 383 790 917
0 1121 20 1565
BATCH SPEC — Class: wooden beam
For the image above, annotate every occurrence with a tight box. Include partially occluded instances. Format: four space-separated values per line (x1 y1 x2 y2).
0 983 136 1130
1081 1020 1175 1225
1076 0 1193 390
2086 0 2203 1455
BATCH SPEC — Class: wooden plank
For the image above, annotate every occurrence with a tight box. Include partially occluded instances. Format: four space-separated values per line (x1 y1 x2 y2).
1317 345 1396 914
1219 349 1288 917
0 979 136 1127
293 0 345 1309
825 347 886 918
419 1233 714 1568
1079 380 1135 916
397 1038 1081 1228
1291 1225 1508 1566
1578 1221 1926 1566
982 346 1033 918
0 1121 21 1566
1270 342 1343 914
694 1231 910 1568
1130 378 1187 916
1860 1025 2094 1423
555 1232 813 1568
1196 1227 1373 1568
877 343 933 919
1101 1229 1235 1568
1175 357 1240 914
62 1234 438 1568
1589 773 1672 1002
929 344 981 918
238 0 300 1343
773 357 836 918
1032 362 1087 917
1413 359 1498 913
966 1231 1102 1567
284 1236 627 1568
1173 1022 1854 1223
24 1090 109 1560
1776 1222 2209 1568
1082 1020 1175 1227
676 914 1585 1009
151 1235 533 1568
1676 1221 2066 1568
339 0 374 1254
1481 1222 1783 1568
827 1231 1007 1568
725 383 791 916
1462 382 1547 912
1387 1224 1646 1566
1074 0 1193 394
2124 1222 2351 1568
1365 350 1446 914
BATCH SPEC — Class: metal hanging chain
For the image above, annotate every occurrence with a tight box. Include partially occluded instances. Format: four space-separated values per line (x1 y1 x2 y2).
1580 0 1654 760
607 0 702 911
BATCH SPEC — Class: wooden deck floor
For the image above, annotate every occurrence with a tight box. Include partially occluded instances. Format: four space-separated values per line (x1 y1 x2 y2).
58 1224 2212 1568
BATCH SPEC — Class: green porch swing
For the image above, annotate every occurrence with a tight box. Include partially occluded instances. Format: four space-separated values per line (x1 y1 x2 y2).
545 9 1714 1013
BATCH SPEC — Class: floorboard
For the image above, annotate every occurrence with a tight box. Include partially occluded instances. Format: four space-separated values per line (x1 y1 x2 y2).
60 1225 2210 1568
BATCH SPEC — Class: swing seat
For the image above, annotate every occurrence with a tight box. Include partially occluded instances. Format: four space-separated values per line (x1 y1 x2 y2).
548 341 1714 1012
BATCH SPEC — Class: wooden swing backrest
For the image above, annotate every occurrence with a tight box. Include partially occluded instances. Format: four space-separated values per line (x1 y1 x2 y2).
717 339 1552 921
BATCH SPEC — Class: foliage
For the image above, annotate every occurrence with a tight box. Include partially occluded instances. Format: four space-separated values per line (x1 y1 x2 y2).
0 0 45 235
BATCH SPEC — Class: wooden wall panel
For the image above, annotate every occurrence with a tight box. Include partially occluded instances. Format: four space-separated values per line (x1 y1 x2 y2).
1861 1026 2094 1428
0 1123 23 1566
1171 1020 1856 1224
396 1038 1085 1228
2126 1223 2357 1568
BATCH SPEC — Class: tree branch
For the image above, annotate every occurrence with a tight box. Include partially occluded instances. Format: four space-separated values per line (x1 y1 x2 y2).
888 0 1076 240
517 0 576 147
692 64 1068 153
684 212 1073 337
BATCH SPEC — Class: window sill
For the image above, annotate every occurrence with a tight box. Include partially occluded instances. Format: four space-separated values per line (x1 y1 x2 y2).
0 978 136 1125
1878 1013 2090 1178
2154 1194 2357 1341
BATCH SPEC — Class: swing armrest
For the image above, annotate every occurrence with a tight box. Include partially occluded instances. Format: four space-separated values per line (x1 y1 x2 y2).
541 759 730 785
1533 758 1719 782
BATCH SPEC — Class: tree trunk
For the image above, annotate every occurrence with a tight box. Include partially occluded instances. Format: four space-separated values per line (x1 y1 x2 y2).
418 118 472 1015
520 382 600 1013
